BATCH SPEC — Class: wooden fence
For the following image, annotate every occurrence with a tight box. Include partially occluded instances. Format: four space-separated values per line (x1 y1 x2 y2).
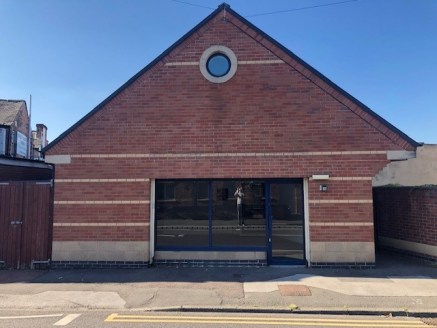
0 180 53 269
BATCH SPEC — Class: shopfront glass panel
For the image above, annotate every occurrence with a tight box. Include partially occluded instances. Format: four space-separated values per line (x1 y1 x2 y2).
270 182 304 262
212 180 266 247
156 180 209 247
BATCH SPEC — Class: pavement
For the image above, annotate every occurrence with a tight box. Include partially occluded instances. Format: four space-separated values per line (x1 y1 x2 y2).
0 251 436 317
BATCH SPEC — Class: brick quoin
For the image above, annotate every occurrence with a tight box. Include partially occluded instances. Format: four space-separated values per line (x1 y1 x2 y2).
44 5 418 264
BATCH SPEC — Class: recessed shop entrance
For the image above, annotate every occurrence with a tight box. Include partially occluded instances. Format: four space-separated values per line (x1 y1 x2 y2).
154 179 305 265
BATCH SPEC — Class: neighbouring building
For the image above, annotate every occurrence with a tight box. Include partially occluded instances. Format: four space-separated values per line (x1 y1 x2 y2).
32 124 49 160
373 144 437 262
0 156 54 269
0 99 30 158
0 100 54 269
43 4 420 268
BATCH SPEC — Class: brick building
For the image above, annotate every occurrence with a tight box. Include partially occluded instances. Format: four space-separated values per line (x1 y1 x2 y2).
373 144 437 262
0 99 30 158
32 124 49 160
43 4 419 268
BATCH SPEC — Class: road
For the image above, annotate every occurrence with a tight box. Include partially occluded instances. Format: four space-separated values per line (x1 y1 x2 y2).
0 310 434 328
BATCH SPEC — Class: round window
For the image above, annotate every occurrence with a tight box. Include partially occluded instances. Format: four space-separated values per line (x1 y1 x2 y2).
206 53 231 77
200 46 238 83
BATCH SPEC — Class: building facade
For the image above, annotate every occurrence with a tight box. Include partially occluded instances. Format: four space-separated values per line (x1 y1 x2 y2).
0 99 30 158
32 124 49 160
44 4 419 268
373 144 437 262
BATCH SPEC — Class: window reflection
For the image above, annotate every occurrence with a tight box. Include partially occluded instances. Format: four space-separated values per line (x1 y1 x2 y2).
212 181 266 247
156 181 209 247
271 183 304 261
155 180 267 249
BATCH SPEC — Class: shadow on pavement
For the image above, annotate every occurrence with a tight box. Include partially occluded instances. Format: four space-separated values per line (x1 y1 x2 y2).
0 250 435 285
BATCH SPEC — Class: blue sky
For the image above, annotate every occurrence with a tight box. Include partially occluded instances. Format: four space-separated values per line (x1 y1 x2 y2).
1 0 436 144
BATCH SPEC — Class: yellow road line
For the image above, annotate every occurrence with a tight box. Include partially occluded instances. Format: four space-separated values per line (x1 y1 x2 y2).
104 313 118 322
104 314 428 327
105 318 426 327
106 313 424 323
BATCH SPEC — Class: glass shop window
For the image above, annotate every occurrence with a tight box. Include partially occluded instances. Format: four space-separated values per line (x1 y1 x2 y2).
156 180 209 248
212 180 266 247
156 182 176 201
155 179 267 250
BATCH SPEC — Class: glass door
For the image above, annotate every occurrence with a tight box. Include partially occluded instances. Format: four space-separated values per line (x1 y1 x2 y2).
268 181 305 265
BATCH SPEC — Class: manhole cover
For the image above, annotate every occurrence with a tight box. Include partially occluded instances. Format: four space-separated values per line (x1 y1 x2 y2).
278 284 311 296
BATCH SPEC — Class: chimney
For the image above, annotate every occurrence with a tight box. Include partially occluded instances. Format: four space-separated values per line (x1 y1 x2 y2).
36 124 48 148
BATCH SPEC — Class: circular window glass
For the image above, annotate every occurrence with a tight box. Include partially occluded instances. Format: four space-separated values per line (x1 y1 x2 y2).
206 53 231 77
200 46 238 83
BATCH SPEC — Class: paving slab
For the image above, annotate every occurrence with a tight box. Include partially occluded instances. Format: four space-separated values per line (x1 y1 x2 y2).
146 288 223 308
0 251 436 314
0 291 126 309
244 274 437 296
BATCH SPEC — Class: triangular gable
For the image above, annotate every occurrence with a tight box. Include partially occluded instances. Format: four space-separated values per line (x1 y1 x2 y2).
0 100 27 126
44 3 419 153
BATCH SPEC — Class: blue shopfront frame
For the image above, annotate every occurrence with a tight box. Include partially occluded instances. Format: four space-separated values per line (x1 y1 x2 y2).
154 178 305 265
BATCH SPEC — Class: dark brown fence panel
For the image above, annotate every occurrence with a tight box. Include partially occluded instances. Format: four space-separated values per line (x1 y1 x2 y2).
0 181 53 269
0 182 24 269
20 182 53 268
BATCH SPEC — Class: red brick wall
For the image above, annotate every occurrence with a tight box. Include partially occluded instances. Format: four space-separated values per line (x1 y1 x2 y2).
374 187 437 247
46 10 415 246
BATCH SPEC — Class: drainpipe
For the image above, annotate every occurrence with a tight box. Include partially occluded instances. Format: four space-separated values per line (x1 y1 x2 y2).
27 95 32 159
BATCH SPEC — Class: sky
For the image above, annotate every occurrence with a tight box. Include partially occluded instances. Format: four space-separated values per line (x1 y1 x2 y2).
1 0 436 144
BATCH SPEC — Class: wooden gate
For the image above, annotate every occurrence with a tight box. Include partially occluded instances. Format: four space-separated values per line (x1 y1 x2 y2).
0 181 53 269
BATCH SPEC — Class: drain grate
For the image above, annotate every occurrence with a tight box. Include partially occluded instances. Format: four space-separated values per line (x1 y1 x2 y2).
278 284 312 296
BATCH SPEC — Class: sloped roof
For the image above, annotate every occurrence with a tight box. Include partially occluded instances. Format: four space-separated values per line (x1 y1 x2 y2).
43 3 419 152
0 100 26 126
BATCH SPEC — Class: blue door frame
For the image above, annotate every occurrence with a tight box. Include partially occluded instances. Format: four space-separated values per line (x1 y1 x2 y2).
265 180 305 265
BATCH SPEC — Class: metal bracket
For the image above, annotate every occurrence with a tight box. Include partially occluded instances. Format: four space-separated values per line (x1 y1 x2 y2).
10 220 23 225
31 259 50 270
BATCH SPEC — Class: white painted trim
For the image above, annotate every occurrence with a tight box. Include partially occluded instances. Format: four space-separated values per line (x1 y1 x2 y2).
0 314 63 320
165 59 284 66
54 200 150 205
329 177 372 181
149 179 155 265
311 174 329 180
165 61 198 66
53 222 149 227
303 178 311 267
379 236 437 257
53 314 81 326
68 150 387 159
309 199 372 204
45 154 71 164
387 150 416 160
56 178 150 183
238 60 284 64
